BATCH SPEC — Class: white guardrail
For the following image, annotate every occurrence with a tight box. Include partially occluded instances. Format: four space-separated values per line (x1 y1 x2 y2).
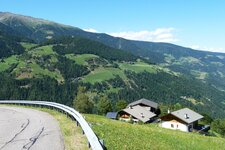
0 100 104 150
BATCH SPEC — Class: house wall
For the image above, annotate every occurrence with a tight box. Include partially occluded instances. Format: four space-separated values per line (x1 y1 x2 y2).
193 121 198 128
119 117 139 123
161 121 189 132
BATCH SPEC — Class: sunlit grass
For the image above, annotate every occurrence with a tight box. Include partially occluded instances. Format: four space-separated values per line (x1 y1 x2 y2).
83 67 126 84
39 108 88 150
85 114 225 150
20 42 37 50
0 55 18 72
65 54 99 65
118 61 158 73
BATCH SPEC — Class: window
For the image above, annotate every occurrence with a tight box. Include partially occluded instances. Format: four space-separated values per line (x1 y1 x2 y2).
177 124 179 128
171 124 174 128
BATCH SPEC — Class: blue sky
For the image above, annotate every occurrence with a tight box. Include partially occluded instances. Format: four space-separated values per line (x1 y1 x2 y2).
1 0 225 52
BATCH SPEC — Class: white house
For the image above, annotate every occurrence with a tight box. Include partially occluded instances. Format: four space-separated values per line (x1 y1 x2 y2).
160 108 203 132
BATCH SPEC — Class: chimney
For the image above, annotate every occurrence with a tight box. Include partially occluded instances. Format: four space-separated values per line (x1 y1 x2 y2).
184 114 189 119
168 109 170 114
129 105 133 109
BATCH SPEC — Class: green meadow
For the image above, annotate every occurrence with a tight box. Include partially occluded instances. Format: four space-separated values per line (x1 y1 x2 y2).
82 61 158 84
83 67 126 84
66 54 99 65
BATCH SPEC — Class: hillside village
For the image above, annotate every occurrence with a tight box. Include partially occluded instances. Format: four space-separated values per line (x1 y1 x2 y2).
106 98 210 133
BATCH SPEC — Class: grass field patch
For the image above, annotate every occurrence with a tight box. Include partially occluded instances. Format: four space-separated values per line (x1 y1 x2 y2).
0 55 19 72
13 60 64 82
82 67 126 84
183 97 204 106
118 61 158 73
66 54 99 65
191 70 208 80
211 62 224 67
21 42 38 50
164 54 176 63
29 62 64 82
29 45 56 56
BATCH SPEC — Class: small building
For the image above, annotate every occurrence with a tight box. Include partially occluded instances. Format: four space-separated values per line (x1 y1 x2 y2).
118 98 159 123
160 108 204 132
106 112 118 119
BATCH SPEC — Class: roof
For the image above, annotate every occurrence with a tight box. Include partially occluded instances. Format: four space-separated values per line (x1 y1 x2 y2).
171 108 203 124
106 112 118 119
127 98 158 109
121 105 156 123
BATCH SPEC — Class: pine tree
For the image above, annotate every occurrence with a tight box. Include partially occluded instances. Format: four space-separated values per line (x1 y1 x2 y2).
97 96 112 115
73 86 93 113
115 100 127 111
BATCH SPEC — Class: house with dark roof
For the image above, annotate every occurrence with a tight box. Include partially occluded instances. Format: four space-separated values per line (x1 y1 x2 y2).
160 108 204 132
118 98 159 123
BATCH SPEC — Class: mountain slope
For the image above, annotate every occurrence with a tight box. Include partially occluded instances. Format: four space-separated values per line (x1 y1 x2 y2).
0 36 224 117
1 12 225 92
0 12 225 117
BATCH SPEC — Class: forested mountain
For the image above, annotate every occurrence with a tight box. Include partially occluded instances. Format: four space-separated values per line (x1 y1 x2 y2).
0 12 225 118
1 12 225 92
0 22 25 58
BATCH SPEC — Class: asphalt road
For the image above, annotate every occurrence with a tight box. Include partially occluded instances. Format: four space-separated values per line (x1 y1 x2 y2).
0 106 64 150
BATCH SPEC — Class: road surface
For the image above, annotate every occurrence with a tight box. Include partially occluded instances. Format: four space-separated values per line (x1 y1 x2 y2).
0 106 64 150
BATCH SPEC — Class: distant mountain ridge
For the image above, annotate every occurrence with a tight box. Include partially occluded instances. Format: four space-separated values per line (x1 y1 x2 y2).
0 12 83 42
1 12 223 56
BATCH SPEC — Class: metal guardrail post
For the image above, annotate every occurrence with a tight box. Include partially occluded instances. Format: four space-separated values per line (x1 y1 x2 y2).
100 139 104 145
88 142 91 148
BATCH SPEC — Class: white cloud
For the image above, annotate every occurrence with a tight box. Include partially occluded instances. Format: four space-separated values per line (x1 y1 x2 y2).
190 45 225 53
190 45 201 50
108 28 178 43
83 28 98 33
82 28 225 53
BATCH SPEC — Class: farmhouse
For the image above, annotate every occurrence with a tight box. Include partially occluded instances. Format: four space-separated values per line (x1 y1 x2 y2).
118 98 159 123
127 98 160 114
160 108 204 132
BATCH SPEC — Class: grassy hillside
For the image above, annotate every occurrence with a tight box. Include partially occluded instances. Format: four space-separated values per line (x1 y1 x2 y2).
0 39 225 118
85 114 225 150
1 39 157 84
0 41 159 84
0 44 64 82
83 68 125 84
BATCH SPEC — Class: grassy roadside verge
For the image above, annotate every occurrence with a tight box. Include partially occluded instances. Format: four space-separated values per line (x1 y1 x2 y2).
84 114 225 150
0 105 88 150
